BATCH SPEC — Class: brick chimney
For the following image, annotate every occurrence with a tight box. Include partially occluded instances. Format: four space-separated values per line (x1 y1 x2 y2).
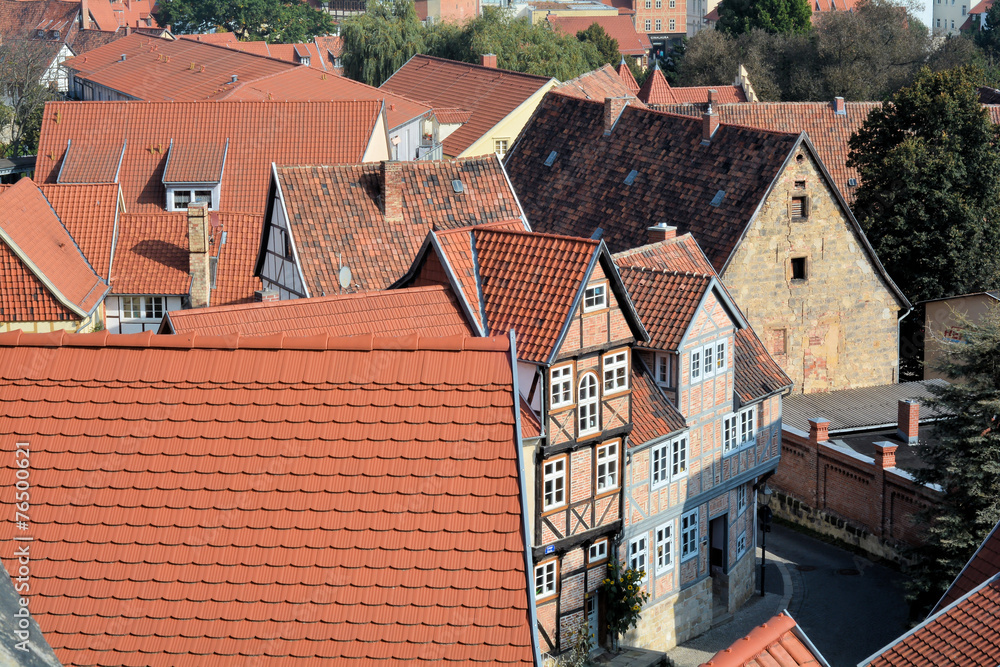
647 222 677 243
480 53 497 68
187 202 211 309
896 399 920 444
707 88 717 107
604 97 629 136
832 96 846 115
873 442 898 470
80 0 90 30
254 288 279 302
808 418 830 444
381 161 403 223
702 107 719 142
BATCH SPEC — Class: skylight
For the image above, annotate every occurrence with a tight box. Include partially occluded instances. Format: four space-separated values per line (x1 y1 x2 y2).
544 151 558 167
452 179 464 194
624 170 638 185
710 190 725 207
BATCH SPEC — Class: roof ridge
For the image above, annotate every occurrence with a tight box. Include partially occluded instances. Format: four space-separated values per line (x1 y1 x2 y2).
0 330 509 352
618 264 712 279
474 226 600 246
405 53 555 83
612 234 693 258
168 285 452 315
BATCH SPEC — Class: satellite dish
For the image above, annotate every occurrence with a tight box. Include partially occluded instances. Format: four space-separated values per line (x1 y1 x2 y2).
339 265 352 290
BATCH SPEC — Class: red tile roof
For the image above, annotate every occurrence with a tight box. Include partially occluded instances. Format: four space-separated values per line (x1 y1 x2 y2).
735 327 793 401
0 179 108 319
0 242 77 322
113 211 262 305
521 396 542 439
934 519 1000 614
57 139 125 184
266 157 527 295
35 100 383 215
813 0 859 13
617 59 640 94
637 64 746 106
161 139 228 183
432 107 474 124
163 285 474 337
617 265 711 351
862 573 1000 667
554 63 646 105
547 15 652 56
614 233 716 274
381 55 554 157
181 33 342 70
0 331 534 666
506 92 800 269
637 64 673 105
700 612 828 667
630 358 686 443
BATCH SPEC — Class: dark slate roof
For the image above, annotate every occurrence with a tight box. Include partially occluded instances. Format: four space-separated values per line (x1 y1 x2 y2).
504 92 799 269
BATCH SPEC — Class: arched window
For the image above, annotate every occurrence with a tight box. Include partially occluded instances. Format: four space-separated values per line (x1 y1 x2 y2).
578 372 599 435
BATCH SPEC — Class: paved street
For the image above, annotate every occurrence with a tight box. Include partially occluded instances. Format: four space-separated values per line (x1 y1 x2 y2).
665 523 910 667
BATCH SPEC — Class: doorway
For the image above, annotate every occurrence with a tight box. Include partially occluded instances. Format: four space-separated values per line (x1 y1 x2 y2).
710 514 729 618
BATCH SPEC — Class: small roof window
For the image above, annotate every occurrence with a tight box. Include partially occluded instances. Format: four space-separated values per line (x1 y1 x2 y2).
710 190 726 207
544 151 558 167
452 179 464 194
624 170 638 185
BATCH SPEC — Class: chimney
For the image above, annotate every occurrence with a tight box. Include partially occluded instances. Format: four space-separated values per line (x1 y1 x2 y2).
707 88 717 107
80 0 90 30
702 107 719 142
120 53 126 62
381 161 403 223
832 96 846 115
604 96 629 136
808 418 830 444
187 202 211 309
125 24 131 35
480 53 497 68
873 442 898 470
647 222 677 243
896 399 920 444
254 288 279 302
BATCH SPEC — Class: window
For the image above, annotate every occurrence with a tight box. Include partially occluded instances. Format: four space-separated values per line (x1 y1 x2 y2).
603 351 628 393
172 190 191 209
656 19 662 30
737 485 747 515
645 0 651 7
629 535 648 581
724 407 756 453
655 0 661 6
963 4 967 14
583 284 607 312
669 18 675 30
283 231 294 259
550 365 573 408
589 539 608 563
715 340 727 373
936 17 940 26
702 344 714 378
740 406 756 445
120 296 164 321
578 373 599 435
670 0 675 6
656 354 675 388
951 19 955 28
690 349 701 382
655 523 673 573
736 532 747 559
794 180 806 190
171 189 213 210
543 458 566 510
194 190 212 205
790 196 808 219
651 442 669 488
494 138 509 157
671 435 688 477
791 257 807 281
645 19 651 30
681 510 698 561
723 413 739 453
535 560 557 599
596 442 618 492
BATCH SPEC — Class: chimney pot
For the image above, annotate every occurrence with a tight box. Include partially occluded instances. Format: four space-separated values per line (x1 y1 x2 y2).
187 202 211 309
647 222 677 243
896 399 920 444
603 96 629 136
873 441 898 470
120 53 126 62
702 108 719 142
231 74 238 83
833 96 846 115
480 53 497 68
808 418 830 444
381 161 404 223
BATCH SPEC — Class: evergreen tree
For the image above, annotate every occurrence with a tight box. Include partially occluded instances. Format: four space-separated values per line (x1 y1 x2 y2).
906 305 1000 615
155 0 335 42
716 0 812 35
974 1 1000 60
341 0 425 86
576 23 620 67
848 66 1000 303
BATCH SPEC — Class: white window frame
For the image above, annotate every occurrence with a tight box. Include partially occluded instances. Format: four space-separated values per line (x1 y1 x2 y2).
669 17 675 29
119 295 165 322
629 534 648 582
655 523 673 574
671 435 688 478
583 283 607 312
740 406 757 447
723 413 739 454
702 343 715 378
655 19 662 30
578 372 600 436
716 339 728 373
737 485 747 516
645 19 651 30
543 458 566 511
589 539 608 563
651 441 669 488
550 364 573 409
681 509 699 562
494 138 509 158
596 442 618 492
603 350 628 394
535 560 557 599
655 353 675 388
690 349 701 382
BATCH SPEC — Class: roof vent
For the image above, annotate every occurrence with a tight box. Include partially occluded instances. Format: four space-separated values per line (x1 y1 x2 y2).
710 190 725 207
231 74 238 83
847 177 858 187
624 169 638 185
544 150 558 167
120 53 126 62
452 179 464 194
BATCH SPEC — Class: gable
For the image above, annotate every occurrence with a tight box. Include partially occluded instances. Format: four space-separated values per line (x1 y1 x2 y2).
0 243 77 322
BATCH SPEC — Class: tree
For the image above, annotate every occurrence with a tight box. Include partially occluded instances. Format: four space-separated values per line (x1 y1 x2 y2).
576 23 619 67
974 0 1000 59
905 305 1000 615
677 28 782 100
341 0 424 86
0 40 62 157
716 0 812 35
154 0 335 42
848 66 1000 304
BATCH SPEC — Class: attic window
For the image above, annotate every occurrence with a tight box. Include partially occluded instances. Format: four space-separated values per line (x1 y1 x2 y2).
848 177 858 187
791 257 807 281
544 151 558 167
710 190 726 207
791 196 808 219
796 154 805 163
452 179 464 194
794 180 806 189
624 170 638 185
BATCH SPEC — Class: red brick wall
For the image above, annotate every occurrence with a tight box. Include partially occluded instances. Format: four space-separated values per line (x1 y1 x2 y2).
410 252 449 287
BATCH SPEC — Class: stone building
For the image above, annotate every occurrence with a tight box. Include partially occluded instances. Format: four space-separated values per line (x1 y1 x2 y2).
504 92 911 394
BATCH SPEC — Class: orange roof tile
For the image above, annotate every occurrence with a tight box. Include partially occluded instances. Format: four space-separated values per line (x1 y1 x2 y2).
521 396 542 439
547 15 652 55
617 264 711 350
812 0 859 13
637 64 746 106
614 233 716 274
381 55 554 157
161 139 228 183
637 63 674 105
266 158 527 295
554 63 646 106
735 328 793 401
934 519 1000 614
179 31 240 44
700 612 828 667
163 285 474 337
0 331 534 666
617 59 641 94
862 573 1000 667
0 241 77 322
36 100 383 215
0 179 108 318
56 139 125 183
432 107 474 124
630 358 686 443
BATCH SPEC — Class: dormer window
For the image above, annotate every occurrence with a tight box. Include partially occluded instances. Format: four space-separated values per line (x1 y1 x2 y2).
162 138 228 212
